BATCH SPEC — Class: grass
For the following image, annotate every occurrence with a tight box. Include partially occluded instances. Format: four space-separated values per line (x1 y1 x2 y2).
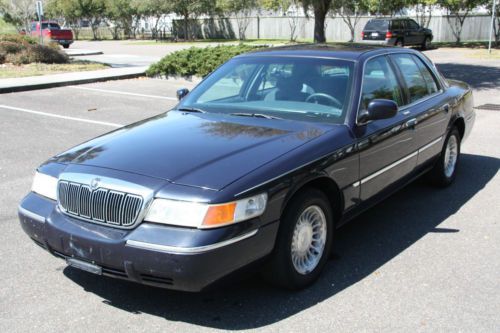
432 41 499 49
0 61 109 78
466 49 500 59
0 18 17 34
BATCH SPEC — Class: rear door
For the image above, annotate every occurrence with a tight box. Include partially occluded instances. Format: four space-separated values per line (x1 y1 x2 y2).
356 55 417 200
389 53 450 167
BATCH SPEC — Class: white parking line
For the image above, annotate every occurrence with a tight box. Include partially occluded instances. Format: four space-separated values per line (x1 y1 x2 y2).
0 104 123 128
68 86 178 100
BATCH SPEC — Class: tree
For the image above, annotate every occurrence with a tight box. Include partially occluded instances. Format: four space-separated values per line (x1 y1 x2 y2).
365 0 407 16
219 0 259 40
330 0 368 42
1 0 38 32
300 0 332 43
133 0 171 40
104 0 137 39
262 0 303 41
438 0 488 44
170 0 217 40
413 0 437 28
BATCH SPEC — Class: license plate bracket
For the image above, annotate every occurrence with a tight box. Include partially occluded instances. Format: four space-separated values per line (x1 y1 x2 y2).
66 258 102 275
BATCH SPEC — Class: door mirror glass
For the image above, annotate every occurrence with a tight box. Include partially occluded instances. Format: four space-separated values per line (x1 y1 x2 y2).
358 99 398 124
176 88 189 101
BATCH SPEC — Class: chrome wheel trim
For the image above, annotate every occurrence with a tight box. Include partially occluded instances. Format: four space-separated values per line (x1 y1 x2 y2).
291 205 327 275
444 135 458 178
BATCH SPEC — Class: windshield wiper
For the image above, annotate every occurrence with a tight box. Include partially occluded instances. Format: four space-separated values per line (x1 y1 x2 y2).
176 107 206 113
230 112 282 120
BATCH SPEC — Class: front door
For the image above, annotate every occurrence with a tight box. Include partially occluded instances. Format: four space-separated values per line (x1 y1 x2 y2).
355 55 418 201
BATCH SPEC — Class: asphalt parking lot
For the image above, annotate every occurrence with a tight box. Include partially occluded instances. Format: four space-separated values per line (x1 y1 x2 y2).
1 52 499 332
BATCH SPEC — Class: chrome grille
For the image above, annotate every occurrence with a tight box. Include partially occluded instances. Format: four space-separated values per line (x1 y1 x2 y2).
58 181 143 227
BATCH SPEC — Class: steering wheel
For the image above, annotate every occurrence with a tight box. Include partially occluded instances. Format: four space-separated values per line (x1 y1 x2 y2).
305 93 342 108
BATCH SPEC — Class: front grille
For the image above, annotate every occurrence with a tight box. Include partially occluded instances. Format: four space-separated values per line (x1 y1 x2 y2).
58 181 143 227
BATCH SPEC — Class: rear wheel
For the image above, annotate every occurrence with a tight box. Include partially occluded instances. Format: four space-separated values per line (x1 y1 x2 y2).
263 188 334 290
395 39 404 47
63 44 70 49
429 128 461 187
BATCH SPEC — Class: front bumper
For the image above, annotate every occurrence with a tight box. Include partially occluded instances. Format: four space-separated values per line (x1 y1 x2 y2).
19 192 278 292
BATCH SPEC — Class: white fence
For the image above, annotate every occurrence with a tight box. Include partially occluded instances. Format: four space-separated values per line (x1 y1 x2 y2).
174 15 494 43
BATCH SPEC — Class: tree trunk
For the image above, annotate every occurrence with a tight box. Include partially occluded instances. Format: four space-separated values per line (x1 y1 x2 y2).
313 0 331 43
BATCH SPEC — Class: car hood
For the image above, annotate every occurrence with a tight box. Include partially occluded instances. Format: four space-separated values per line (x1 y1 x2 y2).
52 111 333 190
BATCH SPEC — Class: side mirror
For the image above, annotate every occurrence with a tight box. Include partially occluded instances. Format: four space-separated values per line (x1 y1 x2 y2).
176 88 189 101
358 99 398 124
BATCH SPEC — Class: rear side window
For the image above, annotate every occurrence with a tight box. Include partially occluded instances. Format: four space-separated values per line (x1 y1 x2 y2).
364 20 389 31
392 20 402 30
412 55 439 94
390 54 433 104
360 56 403 110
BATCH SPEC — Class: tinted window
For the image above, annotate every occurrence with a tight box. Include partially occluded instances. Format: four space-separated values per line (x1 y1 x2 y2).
364 20 389 31
406 20 419 30
180 57 354 123
392 20 402 30
412 55 439 94
360 56 403 110
41 23 61 29
390 54 430 103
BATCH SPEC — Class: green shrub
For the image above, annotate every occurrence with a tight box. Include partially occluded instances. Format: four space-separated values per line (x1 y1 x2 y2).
147 44 265 78
0 36 68 65
0 34 37 45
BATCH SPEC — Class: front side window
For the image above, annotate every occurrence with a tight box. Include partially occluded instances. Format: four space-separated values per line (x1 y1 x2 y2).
180 57 354 123
407 20 419 30
360 56 403 111
390 54 433 104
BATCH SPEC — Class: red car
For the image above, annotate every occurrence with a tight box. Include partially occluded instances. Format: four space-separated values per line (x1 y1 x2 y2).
30 21 73 48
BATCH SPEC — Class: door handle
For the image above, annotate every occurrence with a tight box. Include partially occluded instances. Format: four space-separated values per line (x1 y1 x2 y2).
442 104 449 113
406 118 418 128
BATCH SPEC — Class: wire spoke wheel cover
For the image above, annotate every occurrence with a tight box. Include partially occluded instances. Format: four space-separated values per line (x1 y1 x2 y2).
291 205 327 275
444 134 458 178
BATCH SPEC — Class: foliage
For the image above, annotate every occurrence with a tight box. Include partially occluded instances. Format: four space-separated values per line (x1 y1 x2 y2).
0 0 37 32
146 44 264 77
218 0 260 40
261 0 303 41
0 35 68 65
170 0 218 40
437 0 488 43
330 0 369 42
300 0 332 43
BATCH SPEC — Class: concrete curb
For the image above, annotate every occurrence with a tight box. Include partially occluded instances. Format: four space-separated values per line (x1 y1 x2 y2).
65 50 104 56
0 67 148 94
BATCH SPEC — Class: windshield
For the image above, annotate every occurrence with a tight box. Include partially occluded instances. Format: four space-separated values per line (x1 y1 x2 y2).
178 56 354 124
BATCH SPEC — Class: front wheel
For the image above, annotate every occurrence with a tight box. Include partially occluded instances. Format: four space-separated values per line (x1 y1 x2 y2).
429 128 461 187
262 188 334 290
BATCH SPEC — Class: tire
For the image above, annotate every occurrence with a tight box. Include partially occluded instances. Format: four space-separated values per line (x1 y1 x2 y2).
395 39 404 47
63 44 70 49
428 128 461 187
262 188 334 290
421 37 431 50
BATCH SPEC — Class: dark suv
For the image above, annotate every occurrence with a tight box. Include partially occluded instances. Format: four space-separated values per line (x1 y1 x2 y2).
361 18 433 49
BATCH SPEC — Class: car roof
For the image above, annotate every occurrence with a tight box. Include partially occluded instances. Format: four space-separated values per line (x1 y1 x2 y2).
238 43 408 61
367 17 411 21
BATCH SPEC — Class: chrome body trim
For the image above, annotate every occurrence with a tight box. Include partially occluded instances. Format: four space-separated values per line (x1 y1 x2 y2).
126 229 259 255
352 136 443 188
18 206 45 223
418 136 443 153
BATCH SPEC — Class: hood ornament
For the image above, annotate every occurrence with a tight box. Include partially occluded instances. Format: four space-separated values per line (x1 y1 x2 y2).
90 177 101 190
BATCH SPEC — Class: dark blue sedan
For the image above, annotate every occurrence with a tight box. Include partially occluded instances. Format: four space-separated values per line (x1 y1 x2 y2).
19 44 475 291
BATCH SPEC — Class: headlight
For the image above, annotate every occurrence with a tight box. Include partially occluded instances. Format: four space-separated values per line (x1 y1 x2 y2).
31 172 58 201
144 193 267 229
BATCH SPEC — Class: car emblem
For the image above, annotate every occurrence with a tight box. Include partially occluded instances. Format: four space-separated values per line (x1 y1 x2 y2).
90 178 101 190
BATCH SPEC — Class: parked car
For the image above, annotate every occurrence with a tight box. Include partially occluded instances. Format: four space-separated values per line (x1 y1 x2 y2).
30 21 73 49
361 18 433 49
19 44 474 292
